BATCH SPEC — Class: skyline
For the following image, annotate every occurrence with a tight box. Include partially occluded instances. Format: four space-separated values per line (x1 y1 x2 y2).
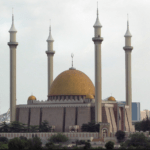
0 0 149 114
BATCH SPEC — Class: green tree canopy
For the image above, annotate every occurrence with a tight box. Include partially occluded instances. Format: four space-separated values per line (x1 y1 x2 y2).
0 122 10 132
49 133 69 143
39 120 51 132
9 121 27 132
120 132 150 149
105 141 114 149
81 121 100 132
115 130 125 143
135 115 150 132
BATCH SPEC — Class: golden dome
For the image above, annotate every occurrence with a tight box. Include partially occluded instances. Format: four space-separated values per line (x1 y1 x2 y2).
85 94 94 99
108 96 116 101
49 69 95 96
28 95 36 101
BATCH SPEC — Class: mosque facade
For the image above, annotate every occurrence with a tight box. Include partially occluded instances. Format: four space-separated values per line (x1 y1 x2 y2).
7 7 135 136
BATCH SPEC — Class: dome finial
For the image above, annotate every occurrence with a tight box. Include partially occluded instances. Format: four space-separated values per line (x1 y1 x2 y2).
71 53 74 67
69 53 76 70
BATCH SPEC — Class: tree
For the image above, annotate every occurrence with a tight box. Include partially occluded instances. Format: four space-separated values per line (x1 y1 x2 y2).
0 142 8 149
83 142 91 149
19 136 27 141
9 121 26 132
28 136 42 150
135 115 150 132
105 141 114 149
39 120 51 132
0 137 8 144
49 133 69 143
115 130 125 143
8 137 27 150
81 121 100 132
120 132 150 149
0 122 10 132
29 125 39 132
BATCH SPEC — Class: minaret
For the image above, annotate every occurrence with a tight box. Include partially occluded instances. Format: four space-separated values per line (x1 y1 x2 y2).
8 12 18 122
123 16 133 118
92 4 103 123
45 24 55 95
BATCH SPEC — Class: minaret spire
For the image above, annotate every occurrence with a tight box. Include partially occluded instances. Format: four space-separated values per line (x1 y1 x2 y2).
92 3 104 123
94 2 102 28
97 2 98 16
8 9 18 121
125 14 132 37
46 20 55 97
47 19 54 41
9 8 17 32
123 15 133 125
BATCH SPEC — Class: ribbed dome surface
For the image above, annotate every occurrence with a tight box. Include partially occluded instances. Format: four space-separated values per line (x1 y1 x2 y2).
28 95 36 101
108 96 116 101
49 69 95 96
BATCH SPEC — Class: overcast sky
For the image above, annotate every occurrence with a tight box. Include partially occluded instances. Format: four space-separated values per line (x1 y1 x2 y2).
0 0 149 114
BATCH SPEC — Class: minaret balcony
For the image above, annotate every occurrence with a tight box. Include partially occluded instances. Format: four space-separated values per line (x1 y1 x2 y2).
92 37 103 43
8 42 18 46
123 46 133 51
45 51 55 55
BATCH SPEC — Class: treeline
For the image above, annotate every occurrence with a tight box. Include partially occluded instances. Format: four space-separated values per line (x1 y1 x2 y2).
0 120 52 132
135 116 150 132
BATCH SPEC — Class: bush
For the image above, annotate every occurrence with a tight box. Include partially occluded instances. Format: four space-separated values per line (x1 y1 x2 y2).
19 136 27 141
115 130 125 143
119 133 150 149
8 137 27 150
28 136 42 150
49 133 69 143
83 142 91 149
45 142 55 149
81 121 100 132
0 142 8 149
105 141 114 149
0 137 8 144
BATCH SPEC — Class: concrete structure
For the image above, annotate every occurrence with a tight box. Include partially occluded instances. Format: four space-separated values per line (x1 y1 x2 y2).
92 6 103 123
45 25 55 95
16 96 135 134
0 109 10 123
123 18 133 120
8 14 18 122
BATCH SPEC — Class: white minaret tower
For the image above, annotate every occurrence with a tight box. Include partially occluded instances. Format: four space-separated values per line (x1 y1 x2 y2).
45 24 55 95
123 16 133 118
92 4 103 123
8 12 18 122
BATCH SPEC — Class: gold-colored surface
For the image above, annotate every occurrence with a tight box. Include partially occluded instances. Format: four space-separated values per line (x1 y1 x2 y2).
108 96 116 101
28 95 36 100
49 69 95 96
85 94 94 99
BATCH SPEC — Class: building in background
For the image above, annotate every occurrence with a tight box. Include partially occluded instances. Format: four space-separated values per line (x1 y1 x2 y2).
118 101 141 122
132 102 141 121
141 109 150 120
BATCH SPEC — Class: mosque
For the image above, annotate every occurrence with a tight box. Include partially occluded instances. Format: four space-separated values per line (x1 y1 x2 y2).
7 7 135 136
